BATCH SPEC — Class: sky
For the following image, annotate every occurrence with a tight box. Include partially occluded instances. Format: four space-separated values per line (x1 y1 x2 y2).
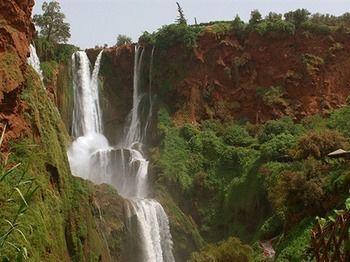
33 0 350 48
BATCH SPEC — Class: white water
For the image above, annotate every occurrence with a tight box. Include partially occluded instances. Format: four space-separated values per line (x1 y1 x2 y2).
71 51 103 137
67 47 175 262
27 44 43 81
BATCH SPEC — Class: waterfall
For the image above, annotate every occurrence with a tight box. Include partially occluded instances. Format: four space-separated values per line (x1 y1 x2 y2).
27 44 43 81
67 47 175 262
71 50 103 137
143 46 155 140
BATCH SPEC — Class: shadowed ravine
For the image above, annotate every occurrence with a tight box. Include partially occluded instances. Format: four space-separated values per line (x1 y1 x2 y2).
67 46 175 262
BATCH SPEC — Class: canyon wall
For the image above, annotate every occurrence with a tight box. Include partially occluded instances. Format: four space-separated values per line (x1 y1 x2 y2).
0 1 127 260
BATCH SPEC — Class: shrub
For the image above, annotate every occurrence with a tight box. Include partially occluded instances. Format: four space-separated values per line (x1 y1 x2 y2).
277 170 326 210
256 86 287 107
294 129 348 159
301 21 331 34
284 9 311 28
302 53 324 73
153 24 201 49
189 236 252 262
260 133 296 161
222 123 256 147
328 106 350 137
258 117 303 143
249 10 262 25
116 34 132 46
40 60 58 84
156 108 192 191
253 16 295 35
138 31 155 45
232 15 246 36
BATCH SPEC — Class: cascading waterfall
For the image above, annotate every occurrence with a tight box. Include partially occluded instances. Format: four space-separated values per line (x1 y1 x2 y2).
71 51 104 137
67 46 175 262
27 44 44 81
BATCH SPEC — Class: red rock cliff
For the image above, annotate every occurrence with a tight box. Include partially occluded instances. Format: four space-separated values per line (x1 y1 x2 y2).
93 30 350 126
0 0 35 143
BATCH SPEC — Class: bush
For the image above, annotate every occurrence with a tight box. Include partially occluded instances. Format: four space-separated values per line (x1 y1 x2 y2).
301 21 331 34
294 129 348 159
189 236 252 262
258 117 303 143
249 10 262 25
153 23 201 49
260 133 296 161
253 20 295 35
256 86 287 107
232 15 246 36
156 108 192 191
40 61 58 84
284 9 311 27
116 34 132 46
222 123 256 147
329 106 350 137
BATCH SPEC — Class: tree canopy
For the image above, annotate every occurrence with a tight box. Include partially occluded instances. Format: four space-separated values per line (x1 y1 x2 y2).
116 34 132 46
33 1 71 43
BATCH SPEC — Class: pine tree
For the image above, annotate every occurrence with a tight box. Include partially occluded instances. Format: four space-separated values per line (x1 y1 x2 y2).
176 2 187 25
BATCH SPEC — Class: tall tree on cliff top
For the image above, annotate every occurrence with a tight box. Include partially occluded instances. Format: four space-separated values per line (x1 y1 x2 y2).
33 1 71 43
176 2 187 25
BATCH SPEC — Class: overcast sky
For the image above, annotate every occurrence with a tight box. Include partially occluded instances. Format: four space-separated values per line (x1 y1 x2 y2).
33 0 350 48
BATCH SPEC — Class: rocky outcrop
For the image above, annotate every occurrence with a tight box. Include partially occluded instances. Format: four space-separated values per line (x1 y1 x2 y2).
0 0 35 145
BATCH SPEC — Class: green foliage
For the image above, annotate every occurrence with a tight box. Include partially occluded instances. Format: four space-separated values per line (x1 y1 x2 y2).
153 23 201 49
232 15 246 36
276 218 313 261
256 86 287 107
254 19 295 35
260 133 296 161
41 60 58 84
116 34 132 46
294 129 348 160
284 9 311 28
34 37 78 63
156 108 192 191
33 1 71 43
0 127 38 261
301 21 331 34
222 123 256 147
258 117 304 143
249 10 262 25
302 53 324 73
329 106 350 137
189 237 253 262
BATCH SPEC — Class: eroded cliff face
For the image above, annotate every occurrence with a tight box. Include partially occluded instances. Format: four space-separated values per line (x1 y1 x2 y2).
94 30 350 127
156 30 350 125
0 0 35 144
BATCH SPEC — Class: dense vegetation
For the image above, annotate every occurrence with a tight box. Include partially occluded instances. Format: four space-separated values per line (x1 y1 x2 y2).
151 105 350 260
139 9 350 49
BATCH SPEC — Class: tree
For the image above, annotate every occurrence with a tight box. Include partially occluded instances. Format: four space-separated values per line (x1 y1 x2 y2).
249 9 262 25
116 34 132 46
176 2 187 25
232 15 246 34
284 9 310 27
33 1 71 43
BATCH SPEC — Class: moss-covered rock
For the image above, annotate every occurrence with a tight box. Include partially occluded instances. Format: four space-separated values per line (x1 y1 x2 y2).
0 66 126 261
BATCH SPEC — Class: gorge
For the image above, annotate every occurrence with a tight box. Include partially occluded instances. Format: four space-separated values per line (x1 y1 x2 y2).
1 1 350 261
